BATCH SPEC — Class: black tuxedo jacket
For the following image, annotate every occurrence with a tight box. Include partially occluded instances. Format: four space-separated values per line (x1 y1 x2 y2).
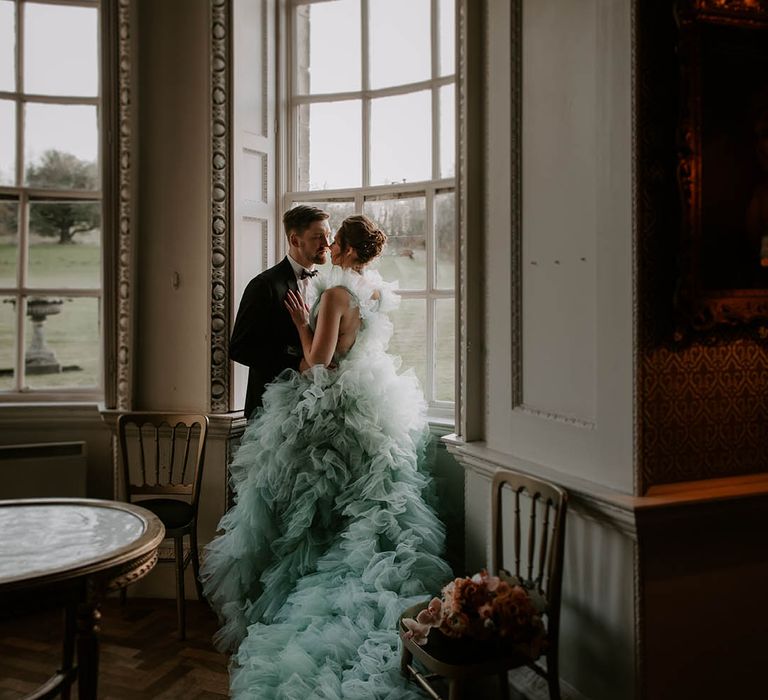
230 257 302 417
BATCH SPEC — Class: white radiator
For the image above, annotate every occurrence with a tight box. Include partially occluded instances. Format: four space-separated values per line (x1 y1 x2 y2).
0 442 87 499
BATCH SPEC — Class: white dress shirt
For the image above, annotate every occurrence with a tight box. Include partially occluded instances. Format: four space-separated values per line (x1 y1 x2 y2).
286 254 316 303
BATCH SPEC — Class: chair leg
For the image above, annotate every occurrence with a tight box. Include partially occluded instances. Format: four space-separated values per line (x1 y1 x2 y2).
546 656 562 700
400 645 413 678
448 678 464 700
174 535 186 640
498 671 510 700
189 527 205 603
547 674 561 700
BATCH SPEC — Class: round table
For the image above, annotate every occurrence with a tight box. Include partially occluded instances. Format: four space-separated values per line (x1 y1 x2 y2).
0 498 165 699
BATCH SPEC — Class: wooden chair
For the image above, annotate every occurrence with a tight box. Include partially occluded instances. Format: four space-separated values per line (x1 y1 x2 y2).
400 468 568 700
117 412 209 640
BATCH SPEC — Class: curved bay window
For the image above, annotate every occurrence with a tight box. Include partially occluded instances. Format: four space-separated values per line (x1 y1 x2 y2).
285 0 456 417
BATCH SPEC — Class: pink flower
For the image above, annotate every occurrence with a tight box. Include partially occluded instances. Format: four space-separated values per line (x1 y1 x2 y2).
415 597 442 626
477 603 493 619
402 617 432 646
403 570 546 655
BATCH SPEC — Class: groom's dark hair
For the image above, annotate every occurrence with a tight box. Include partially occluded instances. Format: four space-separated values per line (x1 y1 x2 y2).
283 205 329 238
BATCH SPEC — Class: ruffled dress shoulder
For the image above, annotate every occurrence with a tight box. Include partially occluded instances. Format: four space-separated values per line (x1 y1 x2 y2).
201 266 452 699
306 266 399 358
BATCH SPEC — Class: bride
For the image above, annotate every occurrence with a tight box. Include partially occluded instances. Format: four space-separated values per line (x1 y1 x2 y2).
201 214 452 698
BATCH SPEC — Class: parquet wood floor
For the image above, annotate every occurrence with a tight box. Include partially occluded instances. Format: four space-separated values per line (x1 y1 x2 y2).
0 598 229 699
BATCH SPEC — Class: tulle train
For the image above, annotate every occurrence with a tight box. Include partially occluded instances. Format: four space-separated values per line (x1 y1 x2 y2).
201 268 452 698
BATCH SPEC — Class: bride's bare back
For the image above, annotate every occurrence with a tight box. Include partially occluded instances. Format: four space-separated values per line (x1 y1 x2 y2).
286 279 380 368
329 287 362 357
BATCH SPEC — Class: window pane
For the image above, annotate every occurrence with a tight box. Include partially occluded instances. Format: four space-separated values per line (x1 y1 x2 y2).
25 296 100 389
0 295 15 391
435 298 454 401
369 0 430 89
297 101 361 190
364 193 426 289
0 1 14 92
28 202 101 288
388 297 426 391
24 3 98 97
0 201 18 287
370 91 431 185
0 99 15 185
24 105 98 189
439 84 455 178
295 1 360 95
435 190 455 289
438 0 455 77
294 199 355 235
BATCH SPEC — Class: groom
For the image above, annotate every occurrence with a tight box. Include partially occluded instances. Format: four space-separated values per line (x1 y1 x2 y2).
230 205 331 418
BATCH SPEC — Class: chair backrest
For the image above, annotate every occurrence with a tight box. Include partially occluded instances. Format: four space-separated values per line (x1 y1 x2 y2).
490 469 568 637
117 413 209 508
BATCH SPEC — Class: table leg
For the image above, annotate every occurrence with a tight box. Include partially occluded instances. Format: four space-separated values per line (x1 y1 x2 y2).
60 601 77 700
76 601 101 700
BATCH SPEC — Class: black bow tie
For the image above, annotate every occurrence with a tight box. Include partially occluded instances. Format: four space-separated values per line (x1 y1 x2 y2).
300 269 318 279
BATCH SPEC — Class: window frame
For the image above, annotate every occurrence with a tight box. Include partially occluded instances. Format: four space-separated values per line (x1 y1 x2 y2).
0 0 104 402
281 0 456 420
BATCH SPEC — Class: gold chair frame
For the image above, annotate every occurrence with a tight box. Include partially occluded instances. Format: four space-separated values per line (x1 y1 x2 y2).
117 412 209 639
400 468 568 700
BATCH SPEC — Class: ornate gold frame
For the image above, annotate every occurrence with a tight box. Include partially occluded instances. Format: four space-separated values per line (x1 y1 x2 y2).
676 0 768 329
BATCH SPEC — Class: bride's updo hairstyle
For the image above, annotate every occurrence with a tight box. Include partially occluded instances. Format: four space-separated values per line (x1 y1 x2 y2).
335 215 387 265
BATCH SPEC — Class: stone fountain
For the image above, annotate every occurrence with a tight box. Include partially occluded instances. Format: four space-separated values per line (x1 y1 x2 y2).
25 297 64 375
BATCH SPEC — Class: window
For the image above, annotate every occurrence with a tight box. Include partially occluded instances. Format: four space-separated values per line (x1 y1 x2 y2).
0 0 102 398
286 0 456 417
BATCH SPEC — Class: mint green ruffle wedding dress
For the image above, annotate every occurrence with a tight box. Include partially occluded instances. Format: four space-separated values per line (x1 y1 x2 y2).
201 267 452 699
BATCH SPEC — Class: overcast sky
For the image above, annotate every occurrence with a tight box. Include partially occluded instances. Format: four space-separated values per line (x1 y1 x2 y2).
0 0 454 187
303 0 454 189
1 1 97 183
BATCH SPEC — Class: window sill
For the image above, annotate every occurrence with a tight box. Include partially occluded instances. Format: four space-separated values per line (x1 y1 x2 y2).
0 401 104 426
0 391 103 404
428 416 455 437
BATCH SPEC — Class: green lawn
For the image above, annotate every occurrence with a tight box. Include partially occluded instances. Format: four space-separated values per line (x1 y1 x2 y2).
0 241 101 288
377 251 455 402
387 295 455 403
0 241 101 391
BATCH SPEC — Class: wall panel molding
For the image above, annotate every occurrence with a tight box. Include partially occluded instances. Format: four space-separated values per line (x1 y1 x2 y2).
260 0 269 138
630 0 641 500
456 0 467 434
630 4 643 695
447 437 638 538
509 0 523 408
242 147 268 203
456 0 485 440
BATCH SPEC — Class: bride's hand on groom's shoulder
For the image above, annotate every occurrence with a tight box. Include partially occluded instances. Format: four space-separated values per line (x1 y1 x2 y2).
284 289 310 328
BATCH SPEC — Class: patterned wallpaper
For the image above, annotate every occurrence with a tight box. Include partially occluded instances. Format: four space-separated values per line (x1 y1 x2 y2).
641 342 768 486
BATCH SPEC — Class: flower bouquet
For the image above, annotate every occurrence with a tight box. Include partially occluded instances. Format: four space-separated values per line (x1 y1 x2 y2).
402 570 546 659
